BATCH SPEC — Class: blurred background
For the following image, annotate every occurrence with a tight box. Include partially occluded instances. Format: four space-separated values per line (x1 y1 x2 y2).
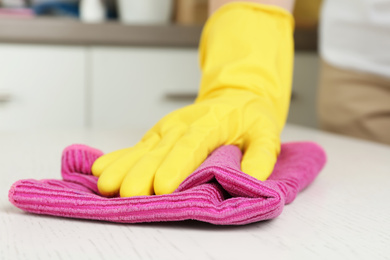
0 0 322 131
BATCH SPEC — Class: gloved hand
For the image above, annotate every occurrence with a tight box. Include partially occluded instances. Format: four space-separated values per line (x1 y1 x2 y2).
92 2 294 197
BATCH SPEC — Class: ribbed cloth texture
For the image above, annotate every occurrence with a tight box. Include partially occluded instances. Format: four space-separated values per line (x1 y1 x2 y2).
9 142 326 225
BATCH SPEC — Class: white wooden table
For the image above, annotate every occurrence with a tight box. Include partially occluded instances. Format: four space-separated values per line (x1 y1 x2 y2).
1 125 389 260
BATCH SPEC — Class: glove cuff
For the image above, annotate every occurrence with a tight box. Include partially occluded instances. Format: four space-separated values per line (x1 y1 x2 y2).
197 2 294 128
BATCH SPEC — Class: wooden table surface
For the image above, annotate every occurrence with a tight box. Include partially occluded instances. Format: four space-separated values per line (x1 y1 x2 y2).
1 125 389 259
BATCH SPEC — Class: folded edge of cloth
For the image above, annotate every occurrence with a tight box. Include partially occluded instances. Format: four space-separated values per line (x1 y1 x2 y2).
8 142 326 225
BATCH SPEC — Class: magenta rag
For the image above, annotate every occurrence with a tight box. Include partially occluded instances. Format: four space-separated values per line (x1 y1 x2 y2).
9 142 326 225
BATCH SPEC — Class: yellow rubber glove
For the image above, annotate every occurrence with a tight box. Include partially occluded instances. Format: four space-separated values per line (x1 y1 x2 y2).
92 2 294 197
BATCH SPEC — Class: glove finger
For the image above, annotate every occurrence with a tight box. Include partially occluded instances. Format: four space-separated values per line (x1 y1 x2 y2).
91 147 133 177
241 124 280 181
120 123 187 197
153 122 222 195
97 133 160 196
91 128 159 177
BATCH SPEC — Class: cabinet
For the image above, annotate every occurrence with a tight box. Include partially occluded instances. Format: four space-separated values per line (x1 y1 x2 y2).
288 53 320 128
90 47 200 129
0 44 319 131
0 19 320 131
0 44 86 131
91 48 320 129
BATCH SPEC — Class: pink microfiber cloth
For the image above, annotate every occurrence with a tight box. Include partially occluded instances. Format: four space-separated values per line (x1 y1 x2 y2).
9 142 326 225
